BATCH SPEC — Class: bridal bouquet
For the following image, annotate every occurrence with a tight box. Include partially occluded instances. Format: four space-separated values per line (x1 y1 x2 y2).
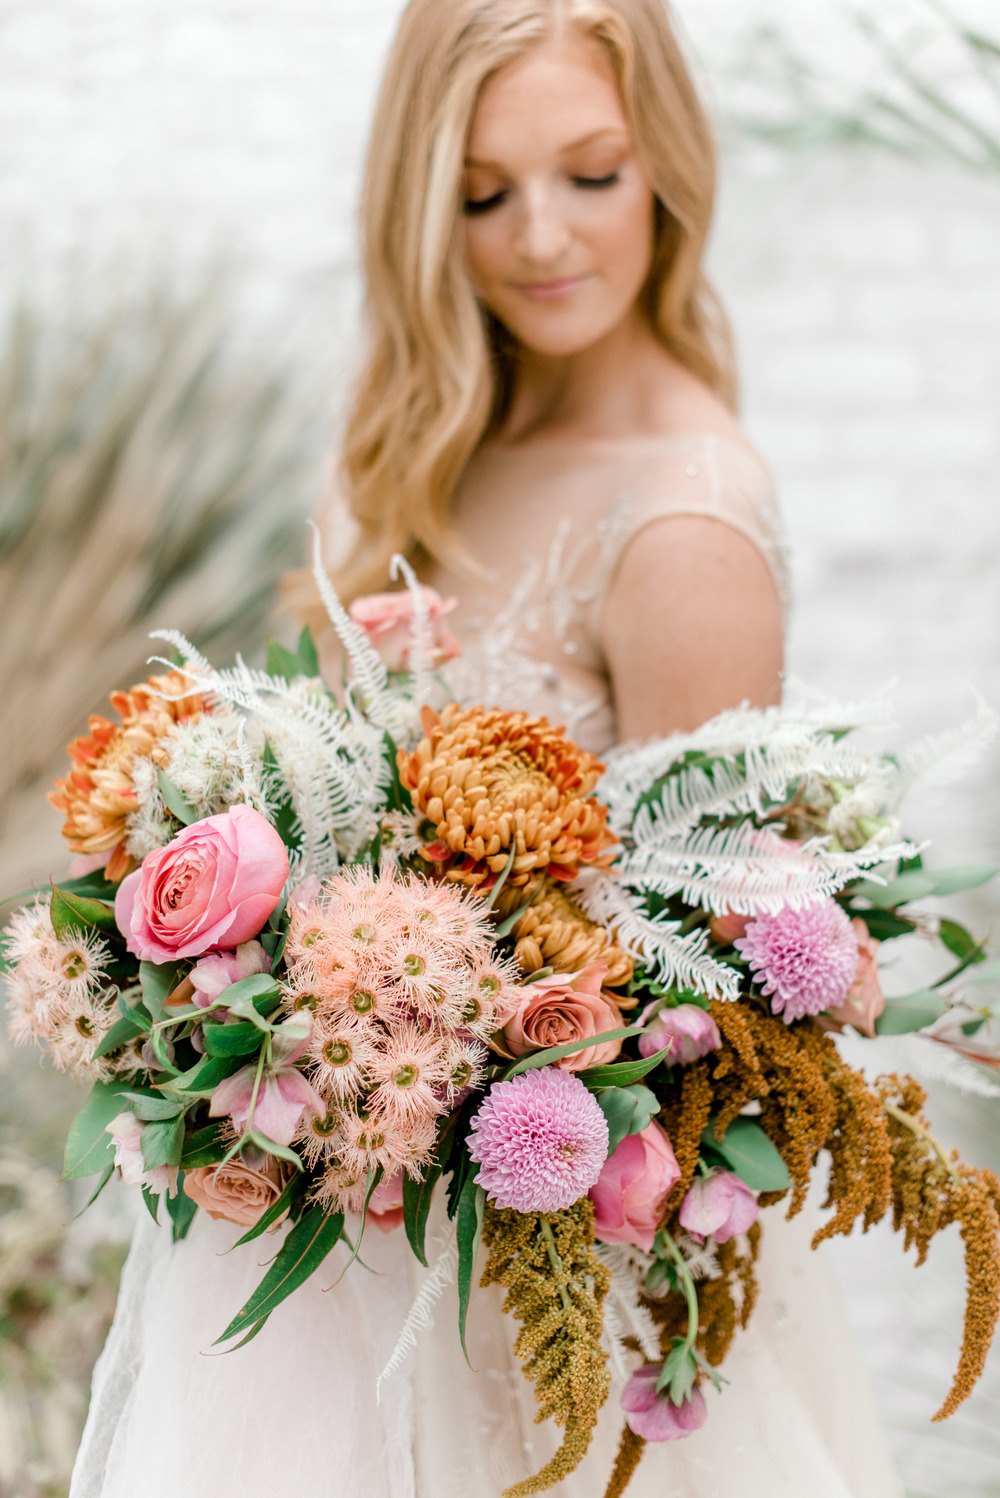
5 546 1000 1497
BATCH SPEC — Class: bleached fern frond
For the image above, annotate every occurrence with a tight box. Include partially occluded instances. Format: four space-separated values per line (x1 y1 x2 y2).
573 874 740 999
883 689 998 809
780 675 899 731
389 552 435 712
620 818 921 915
599 1295 632 1388
308 522 413 743
595 1244 661 1364
893 1035 1000 1099
375 1235 458 1404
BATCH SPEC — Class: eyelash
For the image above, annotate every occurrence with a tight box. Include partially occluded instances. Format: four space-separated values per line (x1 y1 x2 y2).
462 171 621 216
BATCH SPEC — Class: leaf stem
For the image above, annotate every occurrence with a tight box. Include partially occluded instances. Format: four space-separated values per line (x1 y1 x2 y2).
884 1102 958 1177
661 1229 700 1353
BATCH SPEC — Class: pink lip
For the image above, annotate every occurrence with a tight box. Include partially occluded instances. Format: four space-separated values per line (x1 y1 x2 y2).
516 274 589 301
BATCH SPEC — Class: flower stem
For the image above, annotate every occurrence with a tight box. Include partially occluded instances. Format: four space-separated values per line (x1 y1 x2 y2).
540 1218 572 1312
884 1101 958 1177
661 1229 700 1353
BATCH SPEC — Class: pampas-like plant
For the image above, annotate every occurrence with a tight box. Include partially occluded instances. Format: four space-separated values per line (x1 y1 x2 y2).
0 282 325 894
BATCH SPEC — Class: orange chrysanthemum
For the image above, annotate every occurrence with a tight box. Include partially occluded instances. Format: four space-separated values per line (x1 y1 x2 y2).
49 670 207 882
398 704 616 891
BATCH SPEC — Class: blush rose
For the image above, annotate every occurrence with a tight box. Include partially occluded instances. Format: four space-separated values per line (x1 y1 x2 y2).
182 1150 289 1227
349 586 461 673
589 1121 681 1253
115 804 289 962
501 959 623 1072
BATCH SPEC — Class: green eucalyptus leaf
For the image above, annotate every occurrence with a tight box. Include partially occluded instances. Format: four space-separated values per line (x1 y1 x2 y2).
597 1084 660 1154
92 1011 147 1060
875 991 947 1035
503 1026 644 1079
140 1115 186 1170
245 1132 305 1172
167 1052 246 1097
580 1047 672 1089
50 884 118 941
202 1021 266 1058
63 1081 133 1180
296 625 320 678
180 1122 229 1168
700 1116 791 1193
403 1163 441 1268
166 1184 199 1242
214 1207 345 1345
156 769 199 826
456 1175 486 1367
232 1173 307 1248
139 960 183 1021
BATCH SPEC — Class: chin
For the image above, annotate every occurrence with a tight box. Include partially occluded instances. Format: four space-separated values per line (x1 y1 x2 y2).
497 306 628 359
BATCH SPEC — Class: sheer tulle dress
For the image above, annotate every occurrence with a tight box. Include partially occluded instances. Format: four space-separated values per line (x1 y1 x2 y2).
69 432 904 1498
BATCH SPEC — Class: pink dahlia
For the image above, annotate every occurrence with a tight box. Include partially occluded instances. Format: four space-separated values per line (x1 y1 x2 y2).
735 899 859 1024
467 1067 609 1214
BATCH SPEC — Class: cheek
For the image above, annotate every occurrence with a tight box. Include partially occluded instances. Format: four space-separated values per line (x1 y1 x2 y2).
463 221 506 295
594 184 656 287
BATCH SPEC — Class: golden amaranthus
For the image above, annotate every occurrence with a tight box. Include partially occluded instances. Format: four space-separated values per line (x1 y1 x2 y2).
480 1197 611 1496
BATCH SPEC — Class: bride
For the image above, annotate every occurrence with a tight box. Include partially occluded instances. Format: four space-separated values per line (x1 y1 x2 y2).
71 1 905 1493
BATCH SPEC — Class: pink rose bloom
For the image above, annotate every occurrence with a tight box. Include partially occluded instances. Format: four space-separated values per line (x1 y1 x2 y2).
366 1171 406 1234
621 1366 708 1442
502 960 623 1073
349 586 461 673
679 1169 759 1245
638 1005 721 1066
188 940 271 1009
182 1149 288 1227
590 1121 680 1252
209 1021 325 1148
708 911 750 945
822 919 885 1038
106 1111 178 1197
115 805 289 962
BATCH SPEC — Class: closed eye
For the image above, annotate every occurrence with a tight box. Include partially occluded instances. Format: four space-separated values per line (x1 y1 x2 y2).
462 170 621 216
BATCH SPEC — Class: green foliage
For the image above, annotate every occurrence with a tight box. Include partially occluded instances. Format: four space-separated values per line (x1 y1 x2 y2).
597 1084 660 1154
578 1046 672 1089
156 768 199 826
876 990 948 1035
455 1175 486 1366
701 1116 792 1193
63 1080 134 1179
403 1162 441 1267
215 1206 346 1346
49 884 118 942
502 1025 644 1078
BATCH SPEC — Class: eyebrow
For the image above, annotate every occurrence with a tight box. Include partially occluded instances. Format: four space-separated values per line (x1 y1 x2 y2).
463 127 627 168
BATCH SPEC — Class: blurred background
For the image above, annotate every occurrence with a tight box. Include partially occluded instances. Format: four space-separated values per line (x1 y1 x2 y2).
0 1 997 1493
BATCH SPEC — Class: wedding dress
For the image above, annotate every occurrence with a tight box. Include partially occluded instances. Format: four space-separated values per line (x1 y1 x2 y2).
70 431 905 1498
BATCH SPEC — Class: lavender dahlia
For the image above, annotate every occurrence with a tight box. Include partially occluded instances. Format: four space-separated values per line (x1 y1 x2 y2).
735 899 860 1024
467 1067 609 1213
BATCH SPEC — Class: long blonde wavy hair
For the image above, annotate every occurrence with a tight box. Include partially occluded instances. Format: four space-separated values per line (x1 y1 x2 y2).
294 0 737 621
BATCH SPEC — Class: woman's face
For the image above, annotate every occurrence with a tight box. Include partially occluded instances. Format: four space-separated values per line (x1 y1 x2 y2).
461 29 656 359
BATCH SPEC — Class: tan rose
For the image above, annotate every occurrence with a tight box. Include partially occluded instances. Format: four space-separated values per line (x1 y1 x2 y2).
502 959 623 1072
182 1150 289 1227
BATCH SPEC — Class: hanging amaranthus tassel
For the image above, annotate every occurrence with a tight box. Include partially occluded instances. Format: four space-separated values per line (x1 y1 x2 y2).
601 1422 647 1498
480 1196 611 1496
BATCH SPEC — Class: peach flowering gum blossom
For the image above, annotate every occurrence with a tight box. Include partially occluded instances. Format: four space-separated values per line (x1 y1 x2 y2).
348 586 461 673
106 1112 178 1197
637 1004 721 1066
398 704 617 892
589 1120 681 1253
500 959 624 1072
821 918 886 1038
679 1169 759 1245
114 804 289 963
182 1149 289 1227
48 668 207 883
621 1367 708 1442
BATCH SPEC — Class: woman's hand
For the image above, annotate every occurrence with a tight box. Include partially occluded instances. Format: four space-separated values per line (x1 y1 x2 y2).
600 513 784 739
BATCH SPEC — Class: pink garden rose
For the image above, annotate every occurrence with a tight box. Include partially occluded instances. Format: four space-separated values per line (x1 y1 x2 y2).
115 804 289 962
106 1111 178 1197
366 1171 406 1234
708 911 750 946
822 919 885 1038
182 1149 289 1227
349 586 461 673
621 1366 708 1442
590 1121 681 1252
679 1169 759 1245
638 1004 721 1066
501 959 624 1073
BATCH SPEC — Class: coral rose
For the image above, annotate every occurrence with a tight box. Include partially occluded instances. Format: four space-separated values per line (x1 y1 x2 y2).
349 586 461 673
822 918 885 1037
182 1150 289 1227
590 1121 680 1252
501 959 623 1072
115 804 289 962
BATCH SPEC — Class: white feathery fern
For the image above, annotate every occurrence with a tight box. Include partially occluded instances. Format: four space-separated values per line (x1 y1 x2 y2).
148 630 387 877
594 1242 662 1369
883 689 998 809
389 552 436 711
573 874 741 999
375 1235 458 1404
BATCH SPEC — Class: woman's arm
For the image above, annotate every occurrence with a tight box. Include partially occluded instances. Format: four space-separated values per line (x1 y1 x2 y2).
600 513 784 740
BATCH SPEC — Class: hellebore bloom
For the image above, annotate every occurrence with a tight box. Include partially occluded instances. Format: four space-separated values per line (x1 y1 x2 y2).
621 1365 708 1442
679 1169 759 1245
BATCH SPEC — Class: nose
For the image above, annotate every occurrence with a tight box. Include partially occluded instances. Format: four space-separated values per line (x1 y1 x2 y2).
513 184 572 271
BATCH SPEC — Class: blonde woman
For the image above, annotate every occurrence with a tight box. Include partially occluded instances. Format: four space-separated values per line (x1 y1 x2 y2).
71 3 904 1495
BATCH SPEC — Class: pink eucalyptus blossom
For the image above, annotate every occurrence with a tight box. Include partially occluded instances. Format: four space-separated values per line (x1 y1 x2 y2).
590 1121 680 1252
621 1366 708 1442
106 1111 178 1197
638 1005 721 1066
115 804 289 962
209 1022 325 1148
679 1169 759 1245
